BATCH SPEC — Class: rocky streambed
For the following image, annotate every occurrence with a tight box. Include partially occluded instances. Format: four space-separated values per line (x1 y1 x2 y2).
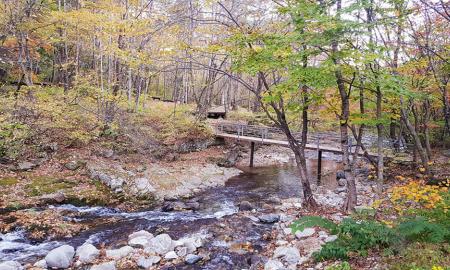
0 152 377 270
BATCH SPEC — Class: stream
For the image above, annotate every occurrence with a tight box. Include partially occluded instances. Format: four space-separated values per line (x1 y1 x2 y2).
0 158 340 269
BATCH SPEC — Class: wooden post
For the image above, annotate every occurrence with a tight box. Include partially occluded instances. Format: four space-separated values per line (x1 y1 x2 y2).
250 142 255 167
317 150 323 184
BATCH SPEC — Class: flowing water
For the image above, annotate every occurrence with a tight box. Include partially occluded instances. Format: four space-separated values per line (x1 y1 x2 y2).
0 158 340 269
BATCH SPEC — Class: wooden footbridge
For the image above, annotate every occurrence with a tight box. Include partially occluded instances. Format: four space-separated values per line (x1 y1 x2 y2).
212 122 379 181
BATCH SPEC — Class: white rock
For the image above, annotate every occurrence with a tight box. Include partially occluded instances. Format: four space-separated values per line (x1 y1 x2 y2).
273 246 301 264
295 228 315 239
283 228 292 235
324 235 338 243
147 234 174 255
45 245 75 269
33 259 47 269
264 259 284 270
76 243 100 263
129 236 152 248
164 251 178 260
0 261 23 270
176 246 188 257
128 230 154 241
106 246 134 259
90 261 116 270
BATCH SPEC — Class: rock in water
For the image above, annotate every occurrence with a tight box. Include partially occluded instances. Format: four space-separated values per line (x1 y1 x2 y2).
0 261 23 270
258 214 280 223
185 254 202 265
147 234 174 255
45 245 75 269
238 201 254 211
76 243 100 263
273 246 301 264
90 261 116 270
264 259 284 270
105 246 134 259
295 228 315 239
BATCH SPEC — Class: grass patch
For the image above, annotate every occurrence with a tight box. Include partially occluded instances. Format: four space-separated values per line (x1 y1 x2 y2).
26 176 77 196
0 177 19 186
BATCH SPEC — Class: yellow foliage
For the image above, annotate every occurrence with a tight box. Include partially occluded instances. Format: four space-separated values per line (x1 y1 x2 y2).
389 180 449 213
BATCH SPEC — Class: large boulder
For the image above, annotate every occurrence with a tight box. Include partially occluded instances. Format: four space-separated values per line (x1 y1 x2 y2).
273 246 301 264
17 161 36 171
105 246 134 259
0 261 23 270
90 261 116 270
45 245 75 269
76 243 100 263
146 234 174 255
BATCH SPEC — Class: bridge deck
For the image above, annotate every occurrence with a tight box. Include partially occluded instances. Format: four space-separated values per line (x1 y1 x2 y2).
216 132 377 157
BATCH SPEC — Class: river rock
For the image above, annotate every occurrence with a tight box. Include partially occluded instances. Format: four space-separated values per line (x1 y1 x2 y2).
176 246 188 257
258 214 280 223
239 201 254 211
0 261 23 270
129 236 153 248
33 259 47 269
147 234 174 255
76 243 100 263
273 246 301 264
106 246 134 259
64 161 82 171
324 235 338 243
90 261 116 270
164 251 178 260
264 259 284 270
137 256 161 269
45 245 75 269
338 178 347 187
17 161 36 171
336 170 345 179
185 254 202 265
295 228 315 239
185 201 200 210
130 178 156 195
88 167 124 193
40 191 65 204
129 230 154 240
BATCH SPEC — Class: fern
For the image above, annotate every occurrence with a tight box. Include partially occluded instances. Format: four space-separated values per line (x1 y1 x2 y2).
398 217 450 243
290 216 338 234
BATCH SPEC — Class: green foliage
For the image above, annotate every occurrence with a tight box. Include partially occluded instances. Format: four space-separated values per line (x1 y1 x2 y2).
314 218 399 261
0 121 31 159
397 217 450 243
26 176 76 196
325 262 352 270
0 177 19 186
290 216 338 234
384 243 450 270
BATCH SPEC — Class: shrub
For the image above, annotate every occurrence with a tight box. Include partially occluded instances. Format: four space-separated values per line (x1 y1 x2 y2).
314 218 399 261
397 217 450 243
325 262 352 270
